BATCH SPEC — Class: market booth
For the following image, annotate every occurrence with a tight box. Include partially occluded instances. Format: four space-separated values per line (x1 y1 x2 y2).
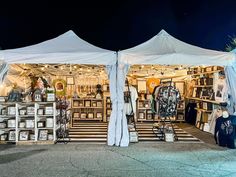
0 31 121 145
117 30 236 147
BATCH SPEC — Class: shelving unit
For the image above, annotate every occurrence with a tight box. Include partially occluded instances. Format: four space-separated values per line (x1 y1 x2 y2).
186 66 225 131
105 96 112 122
137 99 154 121
71 98 104 124
0 102 57 144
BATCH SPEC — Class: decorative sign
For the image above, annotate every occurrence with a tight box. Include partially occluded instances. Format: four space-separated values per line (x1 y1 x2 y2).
53 79 67 96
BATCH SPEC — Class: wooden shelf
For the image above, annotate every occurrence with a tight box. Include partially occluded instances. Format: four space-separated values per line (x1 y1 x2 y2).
71 107 103 109
186 97 224 104
190 70 222 76
73 118 103 121
193 85 213 87
194 108 212 113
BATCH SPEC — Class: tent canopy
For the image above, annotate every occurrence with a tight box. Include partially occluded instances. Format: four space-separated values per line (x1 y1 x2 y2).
0 30 116 65
119 30 235 66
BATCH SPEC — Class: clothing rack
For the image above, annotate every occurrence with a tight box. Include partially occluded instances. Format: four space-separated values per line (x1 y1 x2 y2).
153 80 178 141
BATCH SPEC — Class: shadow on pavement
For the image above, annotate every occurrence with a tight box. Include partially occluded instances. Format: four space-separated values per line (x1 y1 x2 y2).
0 144 15 152
0 149 47 164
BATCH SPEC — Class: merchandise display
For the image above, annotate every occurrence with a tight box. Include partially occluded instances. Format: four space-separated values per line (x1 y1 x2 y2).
214 108 236 149
0 102 57 144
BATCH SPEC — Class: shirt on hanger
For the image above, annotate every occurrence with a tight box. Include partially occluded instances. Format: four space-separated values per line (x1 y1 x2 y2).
214 115 236 149
124 86 138 115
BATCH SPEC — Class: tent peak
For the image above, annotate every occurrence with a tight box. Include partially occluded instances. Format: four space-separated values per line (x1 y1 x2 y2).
157 29 169 37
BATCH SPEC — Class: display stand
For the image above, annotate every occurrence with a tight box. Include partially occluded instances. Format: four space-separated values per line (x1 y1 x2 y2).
152 80 178 141
56 99 70 143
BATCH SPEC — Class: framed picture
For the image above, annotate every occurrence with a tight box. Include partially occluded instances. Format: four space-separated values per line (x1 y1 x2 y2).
73 100 79 107
19 131 29 141
139 112 145 119
107 109 111 116
88 113 94 119
92 102 97 107
66 77 74 85
85 100 91 107
96 112 102 118
8 130 16 141
38 129 48 141
25 119 34 128
8 107 16 115
73 112 80 118
97 101 102 107
27 107 35 115
37 109 44 115
53 79 67 96
19 109 27 115
37 121 45 128
81 113 87 119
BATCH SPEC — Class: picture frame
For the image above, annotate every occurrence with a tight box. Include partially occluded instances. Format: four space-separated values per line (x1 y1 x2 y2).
66 77 74 85
92 101 97 107
96 112 102 118
8 107 16 115
85 100 91 107
19 131 29 141
37 108 44 115
97 101 102 107
25 119 34 128
53 79 67 96
19 109 27 115
73 112 80 118
37 121 45 128
38 129 48 141
27 107 35 115
88 112 94 119
45 107 53 115
73 100 79 107
8 130 16 141
81 113 87 119
107 109 111 116
139 112 145 119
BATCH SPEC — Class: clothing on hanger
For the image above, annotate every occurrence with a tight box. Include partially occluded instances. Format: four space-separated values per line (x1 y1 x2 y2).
214 114 236 149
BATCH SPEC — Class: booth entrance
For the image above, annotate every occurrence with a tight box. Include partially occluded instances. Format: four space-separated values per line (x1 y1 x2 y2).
0 64 111 144
124 64 226 142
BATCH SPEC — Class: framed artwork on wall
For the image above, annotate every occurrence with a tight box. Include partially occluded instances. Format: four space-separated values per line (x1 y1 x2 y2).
66 77 74 85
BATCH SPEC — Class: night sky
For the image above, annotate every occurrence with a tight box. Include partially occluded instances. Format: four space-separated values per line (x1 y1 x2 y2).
0 0 236 51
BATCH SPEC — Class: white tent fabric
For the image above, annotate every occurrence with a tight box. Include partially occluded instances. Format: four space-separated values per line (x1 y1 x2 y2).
118 29 236 146
119 29 235 66
0 30 116 65
0 30 125 147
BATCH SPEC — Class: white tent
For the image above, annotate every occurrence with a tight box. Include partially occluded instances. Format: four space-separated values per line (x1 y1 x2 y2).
119 29 235 66
0 30 124 147
117 29 236 146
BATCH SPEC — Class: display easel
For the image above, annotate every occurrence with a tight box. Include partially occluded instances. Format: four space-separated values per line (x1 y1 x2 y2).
153 79 178 141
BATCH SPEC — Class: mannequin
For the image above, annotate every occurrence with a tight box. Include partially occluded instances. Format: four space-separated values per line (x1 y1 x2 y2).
214 107 236 149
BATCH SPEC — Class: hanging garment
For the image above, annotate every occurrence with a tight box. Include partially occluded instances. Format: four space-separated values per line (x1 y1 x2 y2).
208 109 223 134
155 86 180 117
214 78 228 102
151 85 162 113
124 86 138 115
214 115 236 149
185 102 197 125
